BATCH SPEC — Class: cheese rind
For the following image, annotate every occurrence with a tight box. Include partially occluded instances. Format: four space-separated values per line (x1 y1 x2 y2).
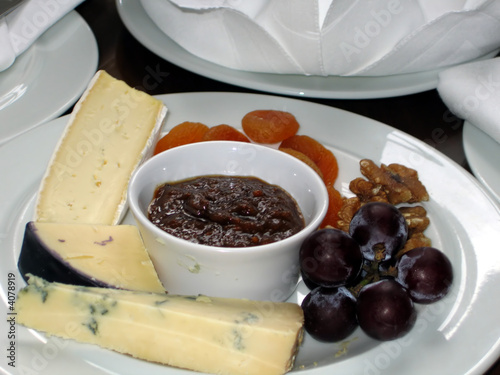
17 222 165 293
16 276 304 375
35 70 167 225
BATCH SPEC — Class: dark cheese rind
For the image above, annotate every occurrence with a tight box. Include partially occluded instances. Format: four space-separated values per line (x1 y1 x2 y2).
17 222 165 293
18 222 109 288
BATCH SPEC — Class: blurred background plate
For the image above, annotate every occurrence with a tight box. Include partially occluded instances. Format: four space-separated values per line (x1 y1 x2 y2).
116 0 498 100
0 11 98 145
463 121 500 204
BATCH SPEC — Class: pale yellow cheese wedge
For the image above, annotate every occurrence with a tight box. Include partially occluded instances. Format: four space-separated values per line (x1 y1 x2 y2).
35 70 167 225
18 222 165 293
16 276 304 375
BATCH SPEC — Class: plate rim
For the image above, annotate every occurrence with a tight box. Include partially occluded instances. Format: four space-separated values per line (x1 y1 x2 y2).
463 121 500 204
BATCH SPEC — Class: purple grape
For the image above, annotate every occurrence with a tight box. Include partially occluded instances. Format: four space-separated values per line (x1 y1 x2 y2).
356 279 416 341
396 247 453 304
300 228 363 288
301 286 358 342
301 269 319 290
349 202 408 262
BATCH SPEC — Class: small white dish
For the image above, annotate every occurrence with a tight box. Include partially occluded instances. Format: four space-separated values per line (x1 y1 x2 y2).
463 121 500 204
116 0 498 99
128 141 329 301
0 11 98 145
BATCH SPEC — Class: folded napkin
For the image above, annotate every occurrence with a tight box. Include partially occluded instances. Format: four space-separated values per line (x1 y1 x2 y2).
141 0 500 76
438 57 500 145
0 0 85 72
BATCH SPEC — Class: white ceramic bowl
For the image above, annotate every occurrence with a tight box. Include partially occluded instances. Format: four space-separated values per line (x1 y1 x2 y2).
128 141 328 301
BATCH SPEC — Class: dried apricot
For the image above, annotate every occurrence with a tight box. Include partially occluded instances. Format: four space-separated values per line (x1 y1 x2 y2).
320 185 343 229
280 148 323 179
154 121 209 155
280 135 339 186
202 124 250 142
242 110 300 144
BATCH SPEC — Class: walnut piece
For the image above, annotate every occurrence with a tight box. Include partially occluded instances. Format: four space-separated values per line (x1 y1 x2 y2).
396 232 432 258
348 178 388 203
399 205 430 235
337 197 361 232
396 206 432 257
359 159 429 205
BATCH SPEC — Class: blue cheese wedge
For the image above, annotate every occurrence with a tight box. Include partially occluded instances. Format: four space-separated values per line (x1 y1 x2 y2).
17 222 165 293
16 276 304 375
34 70 167 225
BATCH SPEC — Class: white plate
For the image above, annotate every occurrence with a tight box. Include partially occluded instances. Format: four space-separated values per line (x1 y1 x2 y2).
463 121 500 204
2 93 500 375
0 11 98 145
116 0 498 99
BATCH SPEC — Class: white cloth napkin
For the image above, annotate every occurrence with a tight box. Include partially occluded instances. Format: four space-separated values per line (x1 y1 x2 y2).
0 0 85 72
437 57 500 144
141 0 500 76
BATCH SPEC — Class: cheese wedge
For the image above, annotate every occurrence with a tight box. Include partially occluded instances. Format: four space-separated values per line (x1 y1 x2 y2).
35 70 167 225
17 222 165 293
16 276 304 375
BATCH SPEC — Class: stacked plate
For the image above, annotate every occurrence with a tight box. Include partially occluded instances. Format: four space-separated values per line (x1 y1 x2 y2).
0 11 98 145
115 0 498 100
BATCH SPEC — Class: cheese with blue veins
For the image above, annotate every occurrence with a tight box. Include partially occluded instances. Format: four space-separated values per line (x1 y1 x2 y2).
18 221 165 293
34 70 167 225
16 276 304 375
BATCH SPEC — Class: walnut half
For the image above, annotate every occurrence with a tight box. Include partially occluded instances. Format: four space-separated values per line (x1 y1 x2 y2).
397 205 432 256
359 159 429 205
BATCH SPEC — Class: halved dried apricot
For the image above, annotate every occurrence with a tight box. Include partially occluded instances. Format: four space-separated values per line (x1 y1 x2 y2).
154 121 209 155
242 110 300 144
202 124 250 142
280 135 338 186
280 148 323 179
320 185 343 229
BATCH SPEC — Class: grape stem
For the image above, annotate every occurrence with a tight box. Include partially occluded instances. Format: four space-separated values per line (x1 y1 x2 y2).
348 259 398 298
373 243 386 262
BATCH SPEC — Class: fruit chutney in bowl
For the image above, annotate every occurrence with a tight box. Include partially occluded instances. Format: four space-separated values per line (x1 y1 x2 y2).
128 141 329 301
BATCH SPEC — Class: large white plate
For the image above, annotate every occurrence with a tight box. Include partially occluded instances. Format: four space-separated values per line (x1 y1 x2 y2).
116 0 498 99
1 93 500 375
0 11 98 145
463 121 500 204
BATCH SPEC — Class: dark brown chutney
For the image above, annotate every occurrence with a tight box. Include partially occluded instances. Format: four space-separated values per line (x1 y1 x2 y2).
147 175 305 247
